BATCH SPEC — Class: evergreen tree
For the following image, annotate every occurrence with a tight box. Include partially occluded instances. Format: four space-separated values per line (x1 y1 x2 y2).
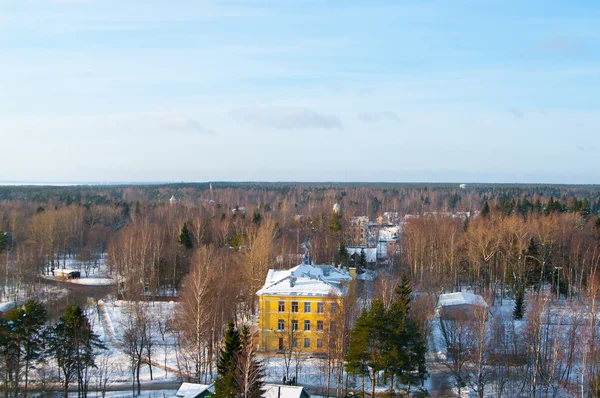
481 201 490 217
359 248 367 268
48 305 105 398
179 223 193 250
387 274 427 394
345 300 387 397
236 326 265 398
513 288 525 320
215 321 242 397
328 212 342 235
338 241 349 267
0 300 48 396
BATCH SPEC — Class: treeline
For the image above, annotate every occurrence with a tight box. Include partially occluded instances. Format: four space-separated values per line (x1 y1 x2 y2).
402 208 600 299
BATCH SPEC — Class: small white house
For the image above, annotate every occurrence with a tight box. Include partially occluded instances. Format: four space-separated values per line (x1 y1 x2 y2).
169 195 178 205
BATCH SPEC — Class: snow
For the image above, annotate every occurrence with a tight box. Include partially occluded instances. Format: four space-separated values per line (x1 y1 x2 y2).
42 254 115 286
437 292 487 308
176 382 214 398
356 270 377 281
378 226 400 241
257 263 353 297
346 247 376 263
263 384 308 398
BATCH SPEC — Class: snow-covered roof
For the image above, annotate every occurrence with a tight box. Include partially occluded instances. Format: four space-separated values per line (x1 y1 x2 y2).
176 382 214 398
347 247 377 263
256 262 353 297
437 292 487 309
263 384 310 398
378 226 400 241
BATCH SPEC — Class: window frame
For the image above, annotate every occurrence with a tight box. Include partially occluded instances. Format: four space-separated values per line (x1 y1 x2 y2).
291 301 299 313
278 301 285 312
304 320 311 331
317 302 324 314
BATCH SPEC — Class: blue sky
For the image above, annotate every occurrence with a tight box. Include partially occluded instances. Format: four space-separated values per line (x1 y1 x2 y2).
1 0 599 183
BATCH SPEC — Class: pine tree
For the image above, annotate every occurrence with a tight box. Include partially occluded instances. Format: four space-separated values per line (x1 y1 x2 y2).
513 288 525 320
48 305 105 398
215 321 242 397
179 223 193 250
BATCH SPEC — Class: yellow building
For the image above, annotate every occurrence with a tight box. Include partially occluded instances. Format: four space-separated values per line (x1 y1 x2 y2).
256 259 353 353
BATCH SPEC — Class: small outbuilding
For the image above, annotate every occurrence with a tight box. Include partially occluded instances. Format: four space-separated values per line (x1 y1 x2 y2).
55 269 81 279
175 382 215 398
437 292 488 321
263 385 311 398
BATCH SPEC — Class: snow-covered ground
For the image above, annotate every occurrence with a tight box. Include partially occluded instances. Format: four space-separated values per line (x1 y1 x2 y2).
42 254 115 286
95 300 181 384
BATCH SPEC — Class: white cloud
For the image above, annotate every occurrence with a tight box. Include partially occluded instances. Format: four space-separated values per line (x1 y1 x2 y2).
233 107 342 130
159 115 215 135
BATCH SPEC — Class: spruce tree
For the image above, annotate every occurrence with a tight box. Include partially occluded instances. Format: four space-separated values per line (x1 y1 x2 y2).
237 326 265 398
179 223 193 249
514 288 525 320
481 201 490 217
359 248 367 268
215 321 242 397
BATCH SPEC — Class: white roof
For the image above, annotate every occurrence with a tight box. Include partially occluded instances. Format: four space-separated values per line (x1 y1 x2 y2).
176 383 214 398
378 226 400 241
263 385 309 398
256 262 353 297
437 292 487 308
347 247 377 263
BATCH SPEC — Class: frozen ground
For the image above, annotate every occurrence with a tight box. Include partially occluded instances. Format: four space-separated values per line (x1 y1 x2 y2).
42 253 115 286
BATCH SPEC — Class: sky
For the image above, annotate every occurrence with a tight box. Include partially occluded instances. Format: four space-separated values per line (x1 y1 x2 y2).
1 0 599 184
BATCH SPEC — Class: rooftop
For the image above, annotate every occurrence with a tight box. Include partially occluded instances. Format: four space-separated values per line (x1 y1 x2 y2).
256 261 353 297
437 292 488 308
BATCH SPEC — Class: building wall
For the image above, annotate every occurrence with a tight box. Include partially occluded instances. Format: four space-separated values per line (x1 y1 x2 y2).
258 295 341 353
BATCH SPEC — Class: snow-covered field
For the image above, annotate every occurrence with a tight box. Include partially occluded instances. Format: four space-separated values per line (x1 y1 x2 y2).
95 300 181 384
42 254 115 286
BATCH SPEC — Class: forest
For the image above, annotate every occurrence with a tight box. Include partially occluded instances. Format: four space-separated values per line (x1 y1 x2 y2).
1 182 600 397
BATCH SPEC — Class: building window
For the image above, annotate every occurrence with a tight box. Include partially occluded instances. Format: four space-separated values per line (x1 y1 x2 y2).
291 301 299 313
304 320 311 331
317 302 324 313
330 303 337 315
277 319 285 330
317 320 324 331
330 322 337 334
292 338 298 348
317 339 323 348
304 338 310 348
292 320 298 331
278 301 285 312
278 338 284 350
304 302 311 313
